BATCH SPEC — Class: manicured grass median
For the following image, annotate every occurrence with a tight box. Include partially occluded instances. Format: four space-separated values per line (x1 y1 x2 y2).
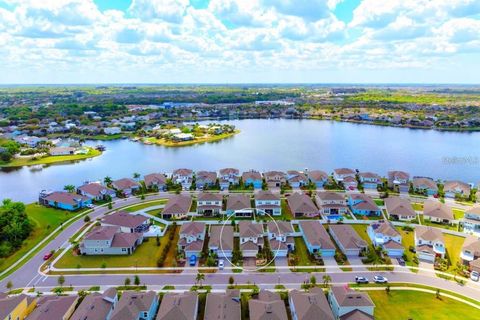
369 290 480 320
123 200 168 213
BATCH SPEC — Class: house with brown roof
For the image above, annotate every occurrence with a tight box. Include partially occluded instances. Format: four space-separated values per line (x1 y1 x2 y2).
299 221 336 256
315 192 348 218
248 291 288 320
412 177 438 196
197 193 223 216
239 221 264 257
242 170 262 189
204 290 241 320
287 193 319 218
111 178 141 197
423 200 454 224
27 295 78 320
255 190 281 216
460 236 480 273
329 225 368 256
196 171 217 190
70 288 118 320
111 291 158 320
387 171 410 193
443 180 471 199
226 194 253 217
463 206 480 236
358 172 382 189
328 286 374 320
102 211 150 233
209 225 234 258
156 291 198 320
263 171 286 188
367 220 404 257
289 288 334 320
347 194 381 216
77 182 116 201
333 168 356 183
384 197 416 221
343 176 358 190
80 226 143 255
266 221 295 256
414 226 446 262
0 294 37 320
287 170 308 188
144 173 167 191
162 194 192 219
40 191 92 211
307 170 329 188
172 168 193 190
178 222 206 259
218 168 240 190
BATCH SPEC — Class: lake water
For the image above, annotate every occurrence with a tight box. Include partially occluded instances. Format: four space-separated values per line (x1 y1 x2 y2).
1 119 479 202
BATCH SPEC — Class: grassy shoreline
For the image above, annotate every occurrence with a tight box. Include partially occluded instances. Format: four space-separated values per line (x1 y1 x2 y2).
141 130 240 147
0 147 101 168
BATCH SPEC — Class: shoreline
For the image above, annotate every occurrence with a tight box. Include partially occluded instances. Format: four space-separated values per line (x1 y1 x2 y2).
139 130 240 147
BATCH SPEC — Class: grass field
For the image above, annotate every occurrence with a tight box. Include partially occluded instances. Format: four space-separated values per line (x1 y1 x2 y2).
0 204 82 273
143 130 240 147
396 227 418 268
123 200 168 213
453 209 465 220
369 290 480 320
289 237 324 271
350 224 372 244
0 147 101 167
444 234 465 272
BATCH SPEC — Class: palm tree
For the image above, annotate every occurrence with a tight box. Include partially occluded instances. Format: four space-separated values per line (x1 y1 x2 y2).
63 185 75 193
195 272 205 286
104 176 112 185
322 275 331 288
133 172 141 180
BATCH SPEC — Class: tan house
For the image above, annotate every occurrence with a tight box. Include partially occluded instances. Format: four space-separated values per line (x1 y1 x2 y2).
443 180 471 199
287 193 319 218
414 226 446 262
162 194 193 219
384 197 416 221
315 191 348 217
423 200 454 224
263 171 286 188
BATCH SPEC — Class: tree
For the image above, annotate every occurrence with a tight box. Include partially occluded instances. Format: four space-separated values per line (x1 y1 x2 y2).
195 272 205 286
58 275 65 287
310 275 317 287
104 176 112 185
436 288 441 299
134 275 140 286
133 172 141 180
322 275 331 288
229 276 235 286
386 285 391 295
6 280 13 291
124 277 131 286
108 202 112 210
290 254 299 271
84 215 91 223
63 185 75 193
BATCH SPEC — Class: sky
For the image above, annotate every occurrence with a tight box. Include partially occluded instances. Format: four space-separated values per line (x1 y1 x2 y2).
0 0 479 84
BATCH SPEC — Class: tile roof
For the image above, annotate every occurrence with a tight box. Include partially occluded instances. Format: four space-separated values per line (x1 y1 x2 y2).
412 177 437 190
209 225 234 251
287 193 318 215
384 197 415 217
112 178 140 190
340 310 374 320
307 170 329 181
316 191 345 201
156 291 198 320
249 291 288 320
102 211 149 228
267 221 293 235
415 225 444 243
329 225 368 250
84 226 119 241
289 288 334 320
163 195 192 215
111 291 157 320
299 221 335 250
44 191 90 205
370 220 400 238
70 289 117 320
0 294 29 320
255 190 281 201
444 180 471 194
334 168 355 175
349 194 380 212
388 171 410 181
204 290 241 320
198 192 223 202
239 221 264 238
78 183 113 197
173 168 193 176
423 200 453 220
330 286 374 308
179 221 206 236
226 194 251 211
27 295 78 320
144 173 166 187
462 236 480 256
219 168 240 176
242 170 262 181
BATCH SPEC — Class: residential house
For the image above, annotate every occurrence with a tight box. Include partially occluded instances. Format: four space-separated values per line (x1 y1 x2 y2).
77 182 116 201
266 221 295 256
423 200 454 224
286 170 308 188
156 292 198 320
463 206 480 236
343 176 358 190
307 170 329 188
196 171 217 190
80 226 143 255
178 222 206 259
287 193 319 218
0 294 37 320
209 225 234 259
443 180 471 199
255 191 281 216
242 170 262 189
101 211 150 233
315 192 348 218
70 288 118 320
111 291 159 320
384 197 416 221
289 288 334 320
172 168 194 190
414 226 446 262
27 295 78 320
144 173 167 191
218 168 240 190
161 194 192 219
358 172 382 189
248 291 288 320
460 236 480 273
387 171 410 192
104 127 121 135
333 168 356 183
329 225 368 256
226 194 253 217
328 286 375 320
204 290 241 320
40 191 92 211
197 193 223 216
239 221 264 257
111 178 141 197
299 221 336 256
263 171 286 188
367 220 404 257
49 146 76 156
347 194 381 216
412 177 438 195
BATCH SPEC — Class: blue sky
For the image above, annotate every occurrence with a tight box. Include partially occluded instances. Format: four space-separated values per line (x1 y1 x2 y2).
0 0 479 84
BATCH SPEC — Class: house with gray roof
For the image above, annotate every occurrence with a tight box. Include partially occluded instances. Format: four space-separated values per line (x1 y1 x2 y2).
307 170 329 188
315 192 348 218
77 182 116 201
387 171 410 193
27 295 78 320
384 197 416 221
239 221 264 257
111 178 141 197
287 193 319 218
263 171 286 188
156 292 198 320
111 291 158 320
255 190 281 216
367 220 404 257
101 211 150 233
328 286 374 320
178 222 206 259
423 200 454 224
80 226 143 255
248 291 288 320
204 290 240 320
414 226 446 262
70 288 118 320
329 225 368 256
209 225 234 258
289 288 334 320
196 171 217 190
299 221 336 257
266 221 295 256
162 194 192 219
347 194 381 216
226 194 253 217
461 236 480 273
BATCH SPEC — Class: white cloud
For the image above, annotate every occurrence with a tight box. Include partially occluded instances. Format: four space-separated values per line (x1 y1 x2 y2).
129 0 190 23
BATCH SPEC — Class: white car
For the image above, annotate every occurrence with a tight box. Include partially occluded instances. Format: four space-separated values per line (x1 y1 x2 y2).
86 204 95 209
373 275 388 283
218 259 224 270
471 271 479 282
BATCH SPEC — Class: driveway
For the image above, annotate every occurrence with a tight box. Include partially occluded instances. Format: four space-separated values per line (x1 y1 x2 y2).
323 256 341 273
275 257 290 272
347 256 367 271
418 261 435 276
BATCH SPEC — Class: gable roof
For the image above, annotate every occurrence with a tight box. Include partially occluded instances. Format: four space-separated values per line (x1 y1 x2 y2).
423 200 453 220
198 192 223 202
179 222 206 236
102 211 149 228
84 226 119 241
255 190 281 201
316 191 344 202
369 220 400 238
204 290 240 320
196 171 217 182
412 177 437 190
209 225 234 251
287 193 318 214
462 236 480 256
112 178 140 190
444 180 471 194
267 221 294 235
219 168 240 176
384 197 415 217
348 194 380 211
239 221 264 238
299 221 335 250
388 170 410 181
415 225 444 243
0 294 29 320
144 173 166 187
78 183 113 197
289 288 334 320
156 292 198 320
329 225 368 250
308 170 328 181
27 295 78 320
248 291 288 320
173 168 193 176
227 194 251 211
111 291 157 320
334 168 355 175
163 195 192 215
330 286 374 308
70 289 117 320
242 170 262 181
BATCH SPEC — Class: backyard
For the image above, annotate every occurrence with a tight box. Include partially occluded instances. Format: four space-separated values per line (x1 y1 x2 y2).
396 227 419 269
444 234 465 273
289 237 324 271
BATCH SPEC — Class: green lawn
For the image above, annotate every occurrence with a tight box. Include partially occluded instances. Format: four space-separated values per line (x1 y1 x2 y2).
289 237 324 271
420 216 459 231
444 234 465 272
412 203 424 211
123 200 168 213
396 227 418 268
0 147 101 168
350 224 372 245
453 209 465 220
0 204 83 273
280 199 295 220
369 290 480 320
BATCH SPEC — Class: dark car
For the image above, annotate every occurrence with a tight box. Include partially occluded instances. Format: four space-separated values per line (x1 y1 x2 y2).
397 258 406 266
43 252 53 260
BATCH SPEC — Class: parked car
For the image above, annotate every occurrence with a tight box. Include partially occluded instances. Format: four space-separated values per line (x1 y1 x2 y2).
86 204 95 208
374 275 388 283
218 259 224 270
355 276 369 284
397 258 406 266
471 271 480 282
189 255 197 266
43 252 53 260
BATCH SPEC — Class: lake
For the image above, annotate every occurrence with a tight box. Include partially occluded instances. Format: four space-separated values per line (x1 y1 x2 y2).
1 119 479 202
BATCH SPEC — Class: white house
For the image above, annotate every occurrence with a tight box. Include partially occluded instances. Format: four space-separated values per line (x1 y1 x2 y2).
367 220 404 257
255 190 281 216
178 222 206 259
463 206 480 236
328 286 375 320
414 226 446 263
239 221 264 257
266 221 295 256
